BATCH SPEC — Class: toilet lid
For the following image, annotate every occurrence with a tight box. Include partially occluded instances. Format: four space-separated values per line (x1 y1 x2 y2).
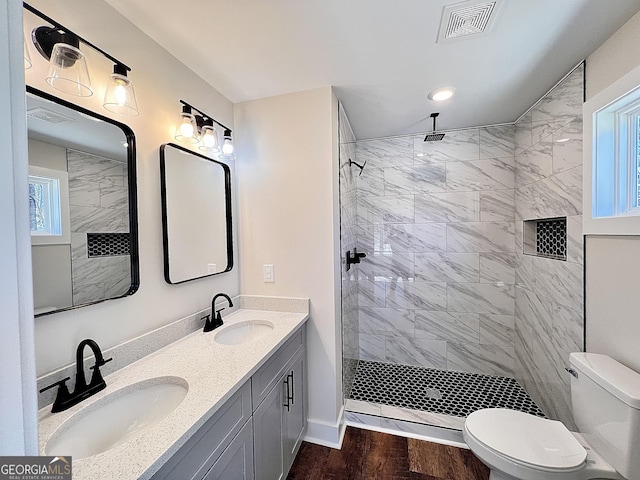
465 409 587 470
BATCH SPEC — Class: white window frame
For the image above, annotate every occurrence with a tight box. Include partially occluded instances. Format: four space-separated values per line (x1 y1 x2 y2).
584 62 640 235
28 165 70 245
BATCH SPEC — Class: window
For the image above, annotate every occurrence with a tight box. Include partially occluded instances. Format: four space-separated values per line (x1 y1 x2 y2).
28 165 70 245
584 62 640 234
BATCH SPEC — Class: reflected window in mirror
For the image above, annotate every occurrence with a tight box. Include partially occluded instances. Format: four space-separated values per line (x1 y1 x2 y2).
160 143 233 284
26 86 139 316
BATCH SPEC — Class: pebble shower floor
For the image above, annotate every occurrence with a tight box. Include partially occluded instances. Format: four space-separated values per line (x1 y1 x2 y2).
349 360 546 418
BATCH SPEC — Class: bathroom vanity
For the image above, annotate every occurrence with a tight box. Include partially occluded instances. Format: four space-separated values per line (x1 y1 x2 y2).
38 305 308 480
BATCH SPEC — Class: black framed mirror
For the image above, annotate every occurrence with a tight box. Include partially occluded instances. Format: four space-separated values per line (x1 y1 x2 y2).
160 143 233 284
27 86 139 316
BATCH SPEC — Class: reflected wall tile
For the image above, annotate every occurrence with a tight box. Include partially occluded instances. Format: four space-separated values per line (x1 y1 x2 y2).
356 167 384 197
356 137 413 168
380 223 447 253
356 224 375 253
385 280 447 310
73 281 103 305
100 183 128 210
415 253 479 283
359 307 415 337
480 125 515 159
70 205 127 232
359 333 386 362
566 215 583 265
357 195 414 224
446 157 515 191
384 163 446 195
447 342 515 377
358 278 386 307
447 282 515 315
415 191 479 223
358 252 415 281
68 179 101 207
414 129 479 162
479 252 517 285
385 337 447 369
515 137 552 186
552 119 583 174
479 314 515 346
446 222 515 253
480 189 515 223
415 310 479 343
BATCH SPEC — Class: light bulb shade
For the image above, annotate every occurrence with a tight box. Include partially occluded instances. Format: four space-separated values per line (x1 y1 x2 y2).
222 138 234 155
103 70 139 117
199 124 220 152
175 107 199 143
24 33 32 69
45 43 92 97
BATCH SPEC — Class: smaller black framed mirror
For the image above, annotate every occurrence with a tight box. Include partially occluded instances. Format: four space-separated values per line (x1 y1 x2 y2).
160 143 233 284
27 86 140 316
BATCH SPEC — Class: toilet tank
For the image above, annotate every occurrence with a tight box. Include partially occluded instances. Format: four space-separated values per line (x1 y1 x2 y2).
570 352 640 480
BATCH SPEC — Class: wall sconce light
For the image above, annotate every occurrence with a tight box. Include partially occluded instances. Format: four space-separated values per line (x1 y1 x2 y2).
199 118 220 152
222 129 234 155
103 64 139 116
24 3 139 115
175 105 199 143
175 100 233 156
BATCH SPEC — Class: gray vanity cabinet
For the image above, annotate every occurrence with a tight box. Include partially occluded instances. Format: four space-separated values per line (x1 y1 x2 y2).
252 329 306 480
202 419 254 480
151 324 306 480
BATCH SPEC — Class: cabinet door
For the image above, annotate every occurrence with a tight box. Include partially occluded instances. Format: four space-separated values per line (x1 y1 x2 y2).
283 351 306 473
203 419 254 480
253 378 284 480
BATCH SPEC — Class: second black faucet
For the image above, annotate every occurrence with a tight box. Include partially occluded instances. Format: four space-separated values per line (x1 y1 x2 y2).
204 293 234 332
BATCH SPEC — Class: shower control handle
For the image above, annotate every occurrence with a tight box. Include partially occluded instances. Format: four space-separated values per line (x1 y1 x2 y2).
346 248 366 271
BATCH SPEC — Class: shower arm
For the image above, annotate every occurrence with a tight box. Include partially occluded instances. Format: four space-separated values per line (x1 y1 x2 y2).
348 158 367 176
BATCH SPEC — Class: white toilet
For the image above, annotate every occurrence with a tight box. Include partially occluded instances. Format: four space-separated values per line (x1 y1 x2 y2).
463 352 640 480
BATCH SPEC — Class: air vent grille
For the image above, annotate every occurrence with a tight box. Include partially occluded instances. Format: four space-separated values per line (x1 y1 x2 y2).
438 0 501 42
27 107 75 124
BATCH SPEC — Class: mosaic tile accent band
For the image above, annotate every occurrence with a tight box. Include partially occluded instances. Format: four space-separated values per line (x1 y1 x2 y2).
536 218 566 260
87 232 131 257
349 360 545 418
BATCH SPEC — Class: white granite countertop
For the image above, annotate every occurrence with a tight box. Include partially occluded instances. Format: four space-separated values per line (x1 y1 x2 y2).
38 308 308 480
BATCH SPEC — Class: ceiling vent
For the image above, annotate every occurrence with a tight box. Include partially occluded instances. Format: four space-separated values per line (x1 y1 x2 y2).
438 0 502 43
27 107 75 124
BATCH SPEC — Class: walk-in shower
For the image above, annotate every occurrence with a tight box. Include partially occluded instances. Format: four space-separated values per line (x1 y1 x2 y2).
338 64 585 435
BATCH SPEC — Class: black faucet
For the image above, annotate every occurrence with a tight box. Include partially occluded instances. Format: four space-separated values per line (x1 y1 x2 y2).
39 339 112 413
204 293 234 332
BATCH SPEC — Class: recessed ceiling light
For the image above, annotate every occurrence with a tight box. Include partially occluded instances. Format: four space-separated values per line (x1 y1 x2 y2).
555 137 571 143
428 86 456 102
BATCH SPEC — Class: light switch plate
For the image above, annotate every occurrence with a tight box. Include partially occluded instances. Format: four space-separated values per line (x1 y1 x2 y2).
263 264 275 283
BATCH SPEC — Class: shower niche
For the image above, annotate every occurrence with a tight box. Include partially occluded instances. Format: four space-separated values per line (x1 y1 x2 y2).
523 217 567 261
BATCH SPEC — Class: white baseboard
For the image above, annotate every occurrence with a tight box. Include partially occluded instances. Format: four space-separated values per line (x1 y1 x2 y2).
303 406 346 449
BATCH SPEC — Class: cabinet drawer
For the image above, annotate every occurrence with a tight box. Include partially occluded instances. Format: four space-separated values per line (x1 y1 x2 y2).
251 326 304 410
152 381 252 480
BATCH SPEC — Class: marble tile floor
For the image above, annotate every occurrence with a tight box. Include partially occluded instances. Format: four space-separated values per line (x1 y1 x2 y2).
347 361 545 432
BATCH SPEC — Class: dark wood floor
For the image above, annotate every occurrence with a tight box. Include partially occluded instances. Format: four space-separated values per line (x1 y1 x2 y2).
287 426 489 480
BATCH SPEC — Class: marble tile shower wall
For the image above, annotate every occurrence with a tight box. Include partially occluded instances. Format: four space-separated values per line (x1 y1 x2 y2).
339 103 360 397
354 125 518 377
68 149 131 305
513 64 584 428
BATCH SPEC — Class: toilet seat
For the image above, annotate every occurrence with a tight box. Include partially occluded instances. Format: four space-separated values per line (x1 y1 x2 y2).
464 409 587 472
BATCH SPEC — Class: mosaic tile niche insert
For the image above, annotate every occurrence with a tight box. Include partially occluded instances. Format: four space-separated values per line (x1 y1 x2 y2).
349 361 545 419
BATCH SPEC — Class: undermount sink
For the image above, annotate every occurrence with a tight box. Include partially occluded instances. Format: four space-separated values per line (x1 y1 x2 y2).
214 320 274 345
45 376 188 459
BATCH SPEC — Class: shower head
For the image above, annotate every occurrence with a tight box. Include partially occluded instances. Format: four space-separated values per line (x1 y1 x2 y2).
424 113 445 142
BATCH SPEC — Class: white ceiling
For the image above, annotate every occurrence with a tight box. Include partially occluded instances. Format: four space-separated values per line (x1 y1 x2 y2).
105 0 640 140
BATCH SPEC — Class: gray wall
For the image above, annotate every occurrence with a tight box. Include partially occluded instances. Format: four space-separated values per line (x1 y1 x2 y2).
354 127 517 377
514 65 584 428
